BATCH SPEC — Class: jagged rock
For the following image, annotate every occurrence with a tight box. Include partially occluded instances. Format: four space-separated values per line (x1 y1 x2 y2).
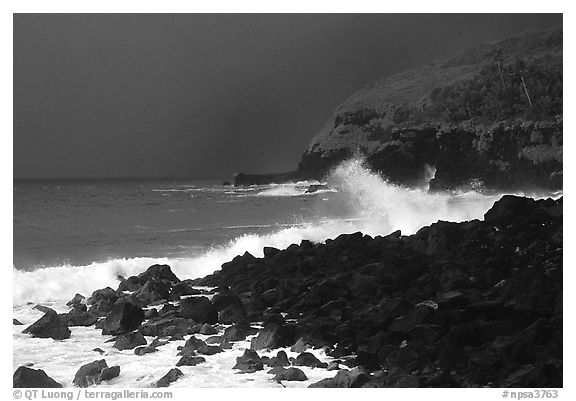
102 302 144 335
99 366 120 382
178 296 218 324
73 360 108 387
134 346 158 356
13 318 23 325
293 352 327 368
197 344 223 355
138 264 180 284
199 323 218 335
87 287 120 305
176 356 206 367
155 368 183 388
250 323 295 350
273 367 308 381
66 293 86 307
267 350 290 367
113 332 147 350
233 349 264 373
23 310 70 340
221 324 257 344
308 368 370 388
66 307 98 327
13 366 62 388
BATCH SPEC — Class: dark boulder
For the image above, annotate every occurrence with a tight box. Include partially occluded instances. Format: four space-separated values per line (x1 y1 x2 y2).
273 367 308 381
251 323 295 351
113 332 147 350
87 287 120 305
88 300 115 317
99 366 120 382
233 349 264 373
66 308 98 327
73 360 108 387
308 368 370 388
155 368 183 388
66 293 86 307
13 366 62 388
199 323 218 335
139 264 180 284
267 350 290 368
13 318 23 325
169 282 202 301
134 346 158 356
23 310 71 340
293 352 327 368
221 324 258 344
197 345 223 355
176 356 206 367
102 302 145 335
178 296 218 324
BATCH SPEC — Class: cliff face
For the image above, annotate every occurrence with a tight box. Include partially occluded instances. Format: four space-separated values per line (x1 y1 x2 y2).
297 26 562 191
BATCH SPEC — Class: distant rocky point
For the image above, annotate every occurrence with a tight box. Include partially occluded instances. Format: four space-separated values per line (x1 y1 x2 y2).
235 26 562 191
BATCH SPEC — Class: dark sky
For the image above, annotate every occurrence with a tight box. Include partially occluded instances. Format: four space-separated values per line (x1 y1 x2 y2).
13 14 562 179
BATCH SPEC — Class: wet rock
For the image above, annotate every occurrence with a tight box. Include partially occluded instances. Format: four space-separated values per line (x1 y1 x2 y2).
113 332 147 350
99 366 120 382
233 349 264 373
23 310 71 340
267 350 290 367
197 345 223 355
199 323 218 335
87 287 120 305
73 360 108 387
155 368 183 388
293 352 327 368
134 346 158 356
251 323 295 350
88 300 115 317
169 282 202 301
273 367 308 381
13 366 62 388
66 307 98 327
308 367 370 388
66 293 86 307
13 318 23 325
220 323 258 344
178 296 218 324
92 348 105 354
205 336 222 344
176 356 206 367
138 264 180 284
102 302 145 335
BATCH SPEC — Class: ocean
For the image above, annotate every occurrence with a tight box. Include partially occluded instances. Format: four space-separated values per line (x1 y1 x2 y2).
13 159 542 387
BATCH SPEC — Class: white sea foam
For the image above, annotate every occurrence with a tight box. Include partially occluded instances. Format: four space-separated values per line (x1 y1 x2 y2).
14 158 556 307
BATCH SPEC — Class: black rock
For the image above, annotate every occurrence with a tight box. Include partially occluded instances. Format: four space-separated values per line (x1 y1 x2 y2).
293 352 327 368
308 368 370 388
99 366 120 382
233 349 264 373
66 293 86 307
13 366 62 388
251 323 295 351
87 287 120 305
197 344 223 355
113 332 147 350
199 323 218 335
178 296 218 324
23 310 71 340
176 356 206 366
134 346 158 356
139 264 180 284
155 368 183 388
273 367 308 382
66 308 98 327
73 360 108 387
102 302 145 335
13 318 23 325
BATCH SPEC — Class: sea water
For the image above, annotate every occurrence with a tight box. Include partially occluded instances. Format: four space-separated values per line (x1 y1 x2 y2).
13 159 553 387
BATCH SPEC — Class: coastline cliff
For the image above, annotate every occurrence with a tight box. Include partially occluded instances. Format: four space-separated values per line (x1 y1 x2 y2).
236 26 562 191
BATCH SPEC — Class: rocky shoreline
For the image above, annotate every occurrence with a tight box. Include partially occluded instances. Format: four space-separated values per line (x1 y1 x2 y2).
14 195 562 388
